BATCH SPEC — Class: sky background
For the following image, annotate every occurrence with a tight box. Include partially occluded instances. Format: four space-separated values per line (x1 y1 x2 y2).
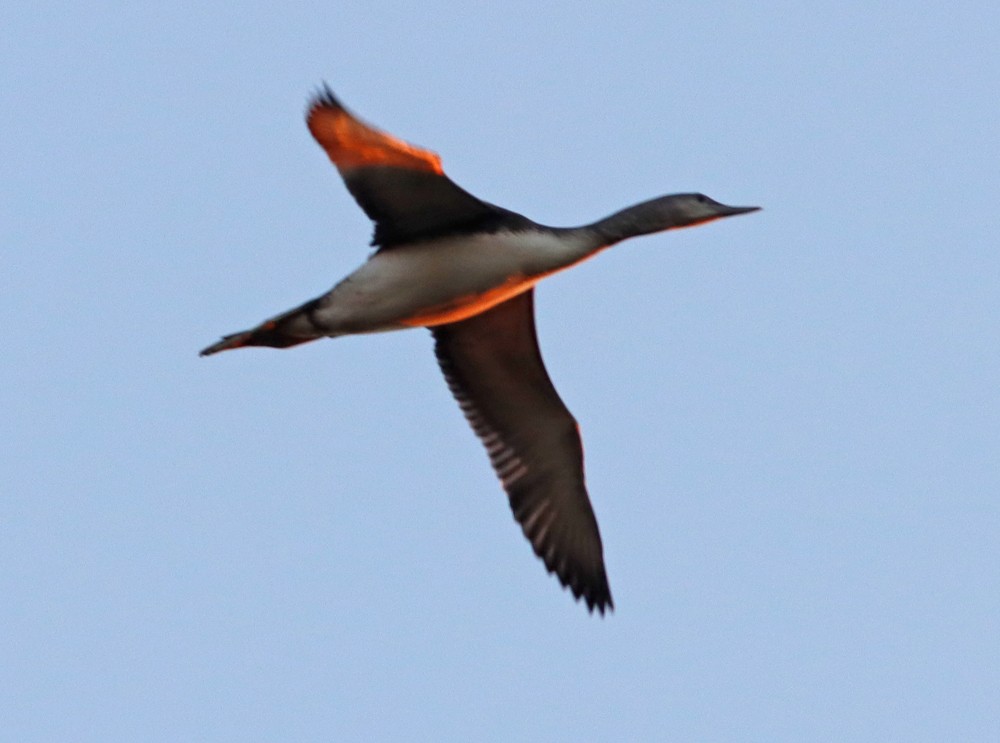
3 2 999 741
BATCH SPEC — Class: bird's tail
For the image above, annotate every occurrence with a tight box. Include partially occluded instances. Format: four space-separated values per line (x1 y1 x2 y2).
199 299 323 357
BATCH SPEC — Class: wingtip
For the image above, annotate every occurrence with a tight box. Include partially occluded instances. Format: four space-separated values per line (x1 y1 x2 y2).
581 583 615 616
308 81 344 113
551 558 614 616
591 600 614 617
540 560 614 615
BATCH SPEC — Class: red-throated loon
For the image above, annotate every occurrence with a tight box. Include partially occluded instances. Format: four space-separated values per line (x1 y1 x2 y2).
201 87 759 614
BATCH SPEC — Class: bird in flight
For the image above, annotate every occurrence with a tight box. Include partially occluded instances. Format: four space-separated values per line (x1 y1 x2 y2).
201 86 759 614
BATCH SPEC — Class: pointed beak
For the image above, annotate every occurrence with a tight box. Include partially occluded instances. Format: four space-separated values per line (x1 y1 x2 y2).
718 204 762 217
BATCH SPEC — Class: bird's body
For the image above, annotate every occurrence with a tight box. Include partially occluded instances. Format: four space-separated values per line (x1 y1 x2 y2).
303 229 593 334
202 87 759 613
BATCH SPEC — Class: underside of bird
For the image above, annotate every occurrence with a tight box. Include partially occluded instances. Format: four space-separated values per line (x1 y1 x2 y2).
201 86 759 614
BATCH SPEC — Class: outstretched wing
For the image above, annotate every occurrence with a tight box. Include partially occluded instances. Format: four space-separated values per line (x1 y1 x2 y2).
432 290 613 614
306 86 502 248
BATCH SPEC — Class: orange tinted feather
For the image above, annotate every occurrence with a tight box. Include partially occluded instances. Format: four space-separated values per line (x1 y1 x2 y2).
307 98 443 175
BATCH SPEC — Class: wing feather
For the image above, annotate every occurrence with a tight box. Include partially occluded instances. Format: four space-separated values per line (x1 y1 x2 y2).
432 290 614 613
306 87 502 248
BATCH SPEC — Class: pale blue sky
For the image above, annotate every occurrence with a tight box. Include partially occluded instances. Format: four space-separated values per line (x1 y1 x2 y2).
3 2 999 741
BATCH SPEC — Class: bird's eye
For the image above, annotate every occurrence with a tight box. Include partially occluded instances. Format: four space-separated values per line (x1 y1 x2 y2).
696 194 707 203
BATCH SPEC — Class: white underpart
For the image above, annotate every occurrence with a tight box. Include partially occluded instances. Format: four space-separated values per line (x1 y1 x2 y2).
310 229 599 335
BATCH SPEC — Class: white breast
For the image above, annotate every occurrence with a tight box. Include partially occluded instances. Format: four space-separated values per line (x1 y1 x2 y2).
310 230 596 335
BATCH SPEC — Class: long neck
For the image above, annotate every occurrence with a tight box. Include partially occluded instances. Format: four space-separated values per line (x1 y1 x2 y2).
583 196 684 246
528 196 684 276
